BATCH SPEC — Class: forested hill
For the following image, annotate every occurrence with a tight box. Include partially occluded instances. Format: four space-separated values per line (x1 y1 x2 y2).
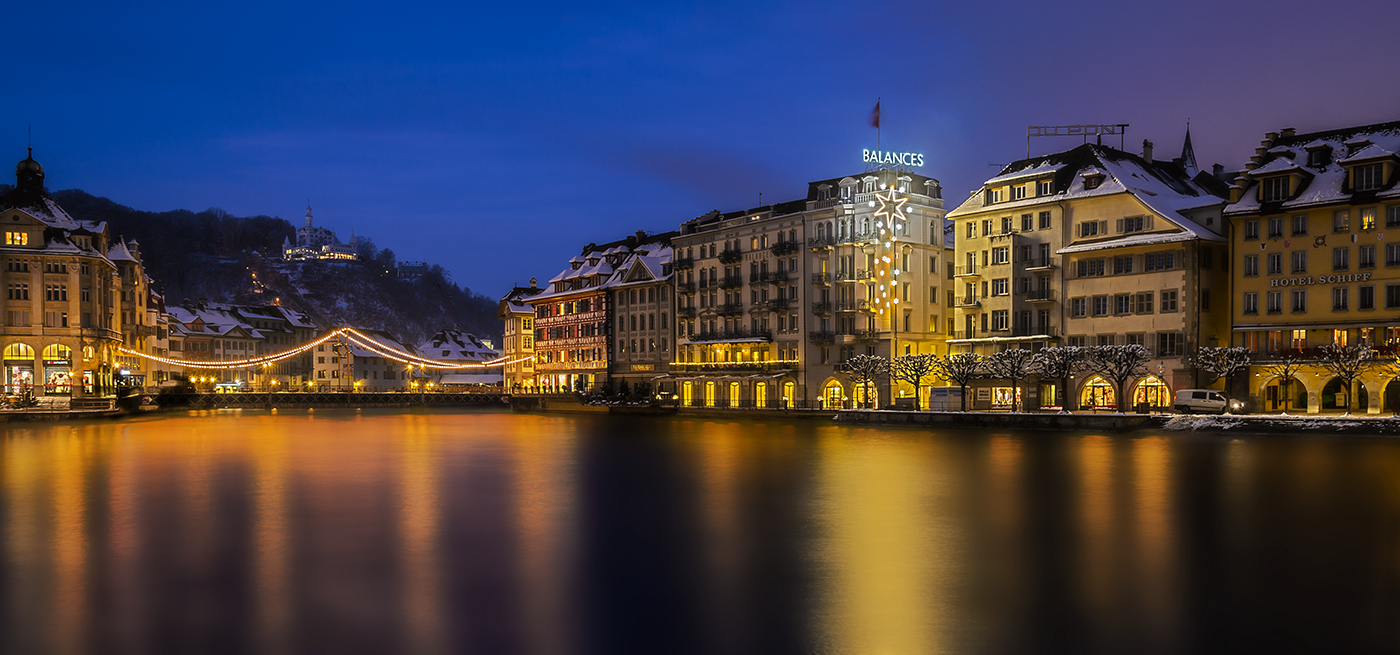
1 186 502 343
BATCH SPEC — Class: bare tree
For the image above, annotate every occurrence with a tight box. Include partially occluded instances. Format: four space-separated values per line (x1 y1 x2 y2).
1032 346 1088 413
1316 343 1374 415
1190 346 1253 392
933 352 983 412
891 353 939 409
1085 344 1151 413
1261 350 1308 414
844 354 889 409
981 347 1038 412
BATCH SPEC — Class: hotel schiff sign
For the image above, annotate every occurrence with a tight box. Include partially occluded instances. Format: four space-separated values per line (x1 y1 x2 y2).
1269 273 1372 287
863 149 925 167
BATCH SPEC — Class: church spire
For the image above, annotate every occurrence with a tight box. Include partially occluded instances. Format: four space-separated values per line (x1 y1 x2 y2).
1181 122 1198 175
305 201 314 229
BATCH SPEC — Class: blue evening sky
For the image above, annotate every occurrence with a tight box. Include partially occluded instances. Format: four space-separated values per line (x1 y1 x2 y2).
5 0 1398 296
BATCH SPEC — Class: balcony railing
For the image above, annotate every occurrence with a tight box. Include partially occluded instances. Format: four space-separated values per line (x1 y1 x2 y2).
766 270 791 284
855 269 876 282
1025 289 1056 302
835 301 862 312
770 241 801 256
1023 257 1056 270
955 265 979 277
812 301 832 315
717 303 745 316
718 276 743 289
854 329 880 341
670 361 798 373
676 281 696 294
811 272 831 286
990 325 1059 337
718 249 742 264
955 296 981 308
835 269 858 283
673 257 695 270
766 298 791 311
808 330 835 344
808 235 836 249
676 306 697 318
688 327 773 343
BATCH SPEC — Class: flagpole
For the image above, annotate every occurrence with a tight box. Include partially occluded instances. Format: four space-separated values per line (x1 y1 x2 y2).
876 96 881 155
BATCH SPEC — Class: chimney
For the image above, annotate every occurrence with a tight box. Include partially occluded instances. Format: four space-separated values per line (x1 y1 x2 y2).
1212 163 1224 179
529 276 538 289
1281 127 1296 138
1142 139 1154 162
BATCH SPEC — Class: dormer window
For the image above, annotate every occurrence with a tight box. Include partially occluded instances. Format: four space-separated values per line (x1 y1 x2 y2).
1352 163 1384 191
1307 146 1331 168
1261 176 1289 202
1082 171 1105 190
1011 185 1026 200
987 188 1004 203
1036 180 1053 196
5 231 28 246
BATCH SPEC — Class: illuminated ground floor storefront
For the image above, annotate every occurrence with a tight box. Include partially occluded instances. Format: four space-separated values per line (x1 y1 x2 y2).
665 375 800 409
1243 364 1400 414
2 338 118 397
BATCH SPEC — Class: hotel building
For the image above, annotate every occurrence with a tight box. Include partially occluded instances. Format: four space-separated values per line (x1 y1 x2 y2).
1224 120 1400 413
606 237 676 393
670 168 950 409
1 150 138 400
498 279 543 392
947 138 1231 410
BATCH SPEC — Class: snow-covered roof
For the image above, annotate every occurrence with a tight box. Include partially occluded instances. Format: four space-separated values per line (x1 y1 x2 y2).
1246 156 1305 176
1337 143 1397 164
985 162 1065 186
1057 230 1205 254
107 240 139 263
415 329 499 362
1227 120 1400 214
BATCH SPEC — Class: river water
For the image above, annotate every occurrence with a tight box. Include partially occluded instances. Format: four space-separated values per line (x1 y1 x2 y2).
2 409 1398 654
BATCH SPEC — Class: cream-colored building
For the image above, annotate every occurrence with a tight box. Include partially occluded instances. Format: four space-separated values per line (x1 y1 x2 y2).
1224 120 1400 413
947 138 1231 410
498 279 541 392
670 168 950 409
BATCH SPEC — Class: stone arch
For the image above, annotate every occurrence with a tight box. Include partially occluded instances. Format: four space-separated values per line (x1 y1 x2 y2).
1132 375 1172 410
3 342 36 394
1078 374 1116 411
1320 376 1367 412
1261 374 1310 413
1385 378 1400 415
819 377 846 410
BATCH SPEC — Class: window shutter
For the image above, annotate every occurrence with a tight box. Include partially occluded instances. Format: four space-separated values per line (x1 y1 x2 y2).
1144 216 1154 230
1116 218 1124 233
1075 223 1082 237
1100 220 1108 234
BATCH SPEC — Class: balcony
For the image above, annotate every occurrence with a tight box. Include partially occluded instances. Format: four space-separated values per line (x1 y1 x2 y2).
676 306 697 318
955 265 980 278
770 241 801 256
835 301 862 312
1026 289 1056 302
718 275 743 289
855 269 876 282
854 329 880 342
766 297 791 311
673 257 695 271
811 272 831 286
717 302 745 316
835 269 858 283
808 235 836 250
670 360 797 374
812 301 832 315
676 281 696 294
808 330 835 344
766 270 791 285
718 249 742 264
688 327 773 343
990 325 1059 338
955 296 981 308
1023 257 1056 271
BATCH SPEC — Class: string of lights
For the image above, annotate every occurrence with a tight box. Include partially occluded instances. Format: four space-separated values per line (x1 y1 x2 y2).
871 184 909 317
116 327 530 370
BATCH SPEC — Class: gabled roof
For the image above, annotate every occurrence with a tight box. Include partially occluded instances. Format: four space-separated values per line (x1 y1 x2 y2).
1226 120 1400 214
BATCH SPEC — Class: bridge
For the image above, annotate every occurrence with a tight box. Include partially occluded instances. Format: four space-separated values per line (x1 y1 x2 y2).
157 391 510 409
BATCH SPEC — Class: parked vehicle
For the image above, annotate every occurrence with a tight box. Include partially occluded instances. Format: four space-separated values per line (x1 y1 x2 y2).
214 381 250 393
1173 389 1242 414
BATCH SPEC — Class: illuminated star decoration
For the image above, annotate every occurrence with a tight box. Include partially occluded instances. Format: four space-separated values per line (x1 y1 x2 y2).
872 186 909 315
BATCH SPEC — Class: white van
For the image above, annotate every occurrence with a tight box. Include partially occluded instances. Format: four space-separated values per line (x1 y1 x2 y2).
1173 389 1240 414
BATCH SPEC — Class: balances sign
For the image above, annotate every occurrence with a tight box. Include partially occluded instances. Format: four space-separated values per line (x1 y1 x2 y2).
863 149 925 167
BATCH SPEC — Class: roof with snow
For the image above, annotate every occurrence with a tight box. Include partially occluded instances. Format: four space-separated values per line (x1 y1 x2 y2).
1226 120 1400 215
415 328 499 362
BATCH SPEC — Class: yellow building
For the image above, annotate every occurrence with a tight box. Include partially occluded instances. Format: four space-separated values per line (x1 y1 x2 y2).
498 279 542 392
947 138 1231 410
1224 121 1400 414
1 150 136 401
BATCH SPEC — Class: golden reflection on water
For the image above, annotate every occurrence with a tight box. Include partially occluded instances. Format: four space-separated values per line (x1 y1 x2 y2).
1076 434 1117 620
510 415 579 655
1130 437 1178 644
809 425 960 654
397 414 445 655
251 422 292 655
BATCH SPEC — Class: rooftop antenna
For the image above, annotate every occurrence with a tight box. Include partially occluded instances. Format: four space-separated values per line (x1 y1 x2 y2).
758 191 762 207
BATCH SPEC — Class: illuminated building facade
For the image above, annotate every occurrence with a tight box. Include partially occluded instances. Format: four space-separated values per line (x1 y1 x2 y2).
282 204 359 261
499 279 542 392
606 235 675 393
0 150 134 399
947 138 1231 410
1224 120 1400 413
670 168 950 409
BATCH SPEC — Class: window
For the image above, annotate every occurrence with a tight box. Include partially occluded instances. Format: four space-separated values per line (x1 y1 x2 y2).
1291 251 1307 274
1387 284 1400 309
1021 214 1034 232
1267 253 1283 275
988 188 1004 203
1353 163 1383 191
1244 255 1259 277
1389 244 1400 267
1092 296 1109 316
1114 294 1131 314
1333 247 1350 271
1267 216 1284 238
991 278 1009 296
1157 332 1182 357
1113 256 1134 274
1144 252 1175 271
1084 175 1103 190
982 220 993 236
1360 245 1375 269
1244 220 1260 240
1267 291 1283 314
1079 221 1104 237
1292 214 1308 235
966 222 976 239
1291 289 1307 313
1120 216 1146 233
1332 287 1349 311
1389 206 1400 228
1071 297 1087 317
1202 289 1210 311
1243 292 1259 315
1290 329 1307 350
4 231 27 246
991 247 1010 264
1360 206 1378 231
1037 180 1052 196
1001 216 1013 234
1261 177 1288 202
1038 211 1052 229
1012 186 1026 200
1076 259 1105 277
1067 336 1086 347
992 310 1009 330
1333 210 1350 233
1097 334 1114 346
1160 290 1178 312
1126 333 1145 346
1359 285 1374 310
1134 292 1154 313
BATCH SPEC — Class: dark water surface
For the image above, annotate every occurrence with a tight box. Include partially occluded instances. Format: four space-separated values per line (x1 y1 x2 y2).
3 409 1400 654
